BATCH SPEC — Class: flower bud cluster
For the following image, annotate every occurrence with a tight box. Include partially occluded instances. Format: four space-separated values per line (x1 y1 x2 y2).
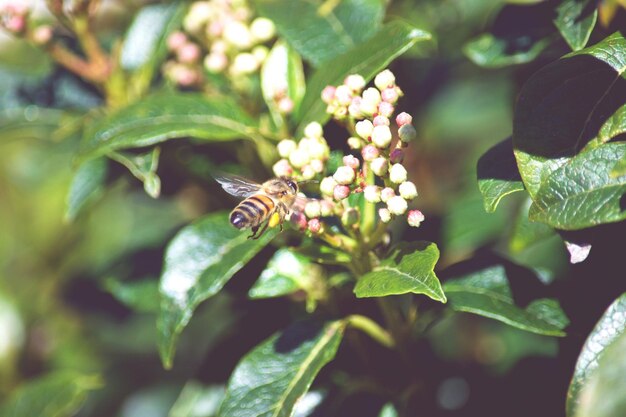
164 0 276 87
272 122 330 182
0 3 29 35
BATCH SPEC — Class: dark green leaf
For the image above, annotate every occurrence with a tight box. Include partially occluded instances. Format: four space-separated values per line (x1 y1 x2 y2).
104 277 160 313
611 155 626 177
296 21 432 134
509 197 556 253
477 137 525 212
0 371 101 417
443 263 569 336
576 329 626 417
464 33 550 68
354 242 446 302
528 143 626 229
513 32 626 198
554 0 598 51
567 293 626 417
249 249 317 299
65 157 108 222
158 212 276 368
218 320 345 417
80 93 258 160
254 0 385 66
168 382 224 417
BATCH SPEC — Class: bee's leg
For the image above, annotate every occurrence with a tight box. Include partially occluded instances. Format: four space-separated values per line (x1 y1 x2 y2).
278 204 287 232
254 220 270 239
248 225 259 239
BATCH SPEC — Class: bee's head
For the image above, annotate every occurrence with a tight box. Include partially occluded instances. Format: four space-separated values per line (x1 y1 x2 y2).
285 178 298 194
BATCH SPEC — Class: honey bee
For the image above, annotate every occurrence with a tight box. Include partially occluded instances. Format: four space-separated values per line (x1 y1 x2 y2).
215 174 305 239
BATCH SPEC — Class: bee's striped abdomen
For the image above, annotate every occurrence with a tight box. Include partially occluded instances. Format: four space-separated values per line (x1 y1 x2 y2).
230 194 275 229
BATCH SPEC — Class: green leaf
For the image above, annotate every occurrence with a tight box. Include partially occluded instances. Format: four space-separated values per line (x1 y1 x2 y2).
509 196 556 253
104 277 160 313
168 382 224 417
80 92 258 160
65 157 108 222
554 0 598 51
379 403 399 417
249 249 317 299
0 371 102 417
575 329 626 417
464 33 550 68
296 21 432 134
611 154 626 177
566 293 626 417
110 147 162 198
354 242 446 303
261 41 306 127
443 263 569 336
254 0 384 66
158 212 276 368
218 320 345 417
528 143 626 229
477 137 525 212
513 32 626 198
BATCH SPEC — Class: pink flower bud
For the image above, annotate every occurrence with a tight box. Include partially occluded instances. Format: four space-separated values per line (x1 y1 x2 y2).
278 97 294 114
395 112 413 127
399 124 417 143
310 158 325 173
363 185 381 203
167 31 187 51
335 85 352 106
407 210 425 227
5 15 25 33
387 195 408 215
378 101 394 118
380 187 395 203
373 115 390 126
371 157 388 176
273 159 294 177
343 155 360 170
308 218 322 234
374 69 395 90
290 211 307 231
177 42 201 64
32 25 53 45
390 148 404 164
379 208 392 223
333 184 350 200
321 85 336 103
333 166 355 185
361 145 379 161
381 87 399 104
174 66 200 86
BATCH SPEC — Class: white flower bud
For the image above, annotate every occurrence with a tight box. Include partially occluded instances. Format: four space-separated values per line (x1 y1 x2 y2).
362 87 381 105
399 181 418 200
371 157 388 176
320 176 337 196
355 120 373 139
320 200 334 216
289 148 310 168
363 185 381 203
301 165 316 180
305 200 322 218
310 158 325 173
379 208 392 223
375 69 396 90
204 53 228 73
277 139 297 158
223 21 252 49
387 195 408 215
344 74 366 91
408 210 425 227
252 45 269 63
347 137 362 149
231 53 259 75
389 163 408 184
372 125 392 148
308 140 329 160
359 98 378 116
304 122 323 139
334 85 352 105
380 187 395 203
250 17 275 42
333 166 355 185
272 159 293 177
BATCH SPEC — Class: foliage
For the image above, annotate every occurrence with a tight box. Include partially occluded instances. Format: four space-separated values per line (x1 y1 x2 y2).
0 0 624 416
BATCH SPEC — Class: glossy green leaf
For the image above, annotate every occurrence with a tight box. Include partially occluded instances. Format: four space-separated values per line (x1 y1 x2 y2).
80 93 258 160
567 293 626 417
296 21 432 134
65 157 108 222
104 277 160 313
249 249 316 299
254 0 384 66
444 264 569 336
554 0 598 51
464 33 550 68
379 403 399 417
354 242 446 303
509 197 556 253
611 154 626 177
576 329 626 417
0 371 102 417
168 382 224 417
218 320 345 417
528 143 626 229
261 41 306 127
477 137 525 212
513 32 626 198
158 212 277 368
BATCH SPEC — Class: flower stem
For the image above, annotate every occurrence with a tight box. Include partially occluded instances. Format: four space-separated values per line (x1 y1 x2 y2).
345 314 395 348
362 161 376 236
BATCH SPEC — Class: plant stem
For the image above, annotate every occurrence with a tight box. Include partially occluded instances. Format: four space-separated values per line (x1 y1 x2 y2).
362 161 376 236
346 314 395 348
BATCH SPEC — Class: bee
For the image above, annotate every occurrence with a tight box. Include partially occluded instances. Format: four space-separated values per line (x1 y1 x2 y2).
215 174 305 239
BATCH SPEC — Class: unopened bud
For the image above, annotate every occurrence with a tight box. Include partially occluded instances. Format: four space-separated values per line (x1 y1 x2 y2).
289 148 310 168
361 145 379 161
308 218 322 234
167 31 187 51
389 163 408 184
381 87 399 104
177 42 201 64
378 101 394 118
387 195 408 215
371 157 389 176
379 208 392 223
321 85 336 103
374 69 395 90
390 148 404 164
204 53 227 73
308 140 329 160
399 181 418 200
223 21 252 49
250 17 275 42
320 177 337 196
381 187 395 203
396 112 412 127
333 166 355 185
343 155 360 170
301 165 316 180
407 210 425 227
290 211 307 230
347 137 362 149
273 159 293 177
310 158 325 173
305 200 322 218
304 122 323 139
372 125 392 148
348 97 362 118
32 25 53 45
231 52 259 75
355 120 373 140
373 115 390 126
333 184 350 200
320 200 334 216
277 139 297 158
398 124 417 143
252 45 269 62
363 185 381 203
362 87 381 105
334 85 352 106
344 74 365 92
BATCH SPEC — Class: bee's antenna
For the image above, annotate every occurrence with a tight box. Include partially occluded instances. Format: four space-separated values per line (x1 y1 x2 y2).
298 179 320 186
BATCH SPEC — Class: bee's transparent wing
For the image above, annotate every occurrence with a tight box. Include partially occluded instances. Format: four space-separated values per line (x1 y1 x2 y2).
214 173 261 198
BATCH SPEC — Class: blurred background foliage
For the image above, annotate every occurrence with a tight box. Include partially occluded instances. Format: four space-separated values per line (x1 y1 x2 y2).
0 0 624 416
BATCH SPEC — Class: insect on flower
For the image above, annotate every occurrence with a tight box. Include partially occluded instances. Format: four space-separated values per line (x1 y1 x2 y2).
214 173 309 239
